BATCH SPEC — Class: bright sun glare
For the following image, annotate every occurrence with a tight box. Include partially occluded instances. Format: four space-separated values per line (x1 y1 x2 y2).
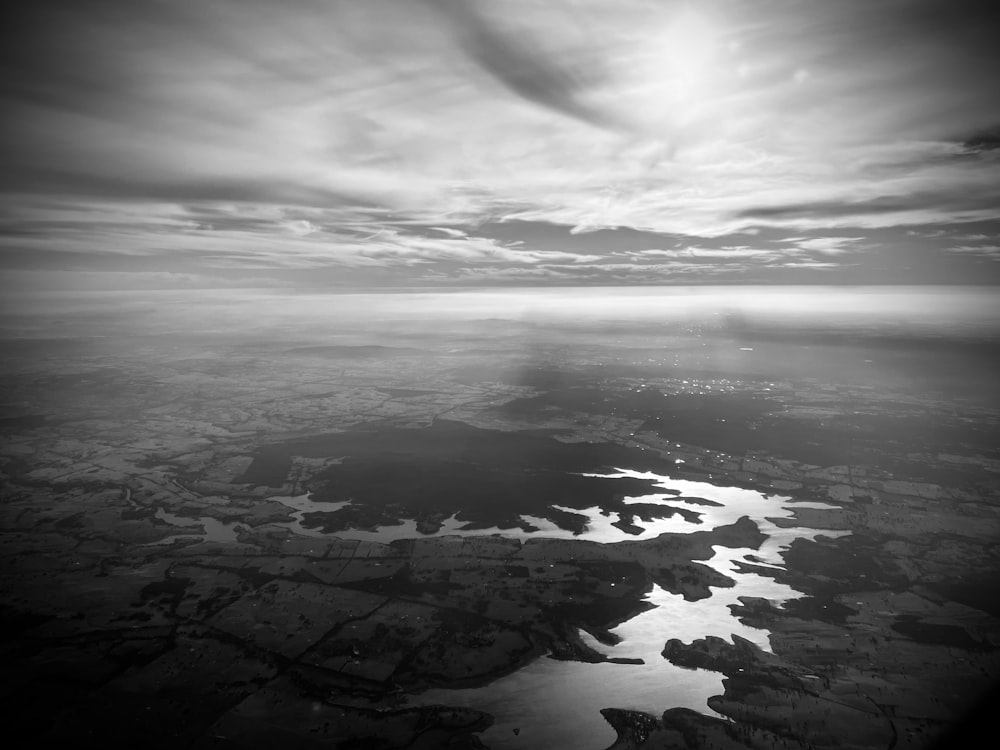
625 6 723 130
655 8 718 90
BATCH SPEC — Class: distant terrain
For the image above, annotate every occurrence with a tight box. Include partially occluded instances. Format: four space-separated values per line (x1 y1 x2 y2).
1 288 998 749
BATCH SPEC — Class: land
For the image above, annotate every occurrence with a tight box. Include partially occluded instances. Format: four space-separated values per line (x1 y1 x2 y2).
1 314 998 749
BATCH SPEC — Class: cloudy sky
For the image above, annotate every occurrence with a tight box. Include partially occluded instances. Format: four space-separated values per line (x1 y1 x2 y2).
2 0 999 290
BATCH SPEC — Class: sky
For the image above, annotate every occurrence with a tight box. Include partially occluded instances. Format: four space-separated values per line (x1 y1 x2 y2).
2 0 1000 291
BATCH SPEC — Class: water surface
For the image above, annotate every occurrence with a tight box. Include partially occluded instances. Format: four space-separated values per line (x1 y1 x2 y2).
149 471 847 749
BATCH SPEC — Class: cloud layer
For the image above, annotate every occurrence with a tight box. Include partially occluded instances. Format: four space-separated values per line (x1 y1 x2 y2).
2 0 999 287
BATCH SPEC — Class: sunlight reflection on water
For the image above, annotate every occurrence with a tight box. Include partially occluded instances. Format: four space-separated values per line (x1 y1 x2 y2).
152 472 847 749
402 472 847 749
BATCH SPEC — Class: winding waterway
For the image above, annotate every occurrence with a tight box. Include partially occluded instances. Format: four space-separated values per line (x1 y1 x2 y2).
407 471 848 749
150 469 848 749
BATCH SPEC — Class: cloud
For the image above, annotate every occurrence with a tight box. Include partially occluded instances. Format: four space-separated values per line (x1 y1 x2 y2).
430 227 468 238
779 261 840 269
424 0 619 130
285 220 317 236
354 230 601 267
456 260 720 284
946 245 1000 260
625 247 778 260
0 269 288 294
732 192 1000 232
780 236 864 255
2 0 999 285
962 129 1000 152
950 233 991 242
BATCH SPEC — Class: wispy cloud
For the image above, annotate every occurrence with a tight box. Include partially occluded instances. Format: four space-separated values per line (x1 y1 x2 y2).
780 237 864 255
950 233 992 242
456 260 726 284
780 261 840 269
424 0 620 130
946 245 1000 261
2 0 999 286
625 247 778 260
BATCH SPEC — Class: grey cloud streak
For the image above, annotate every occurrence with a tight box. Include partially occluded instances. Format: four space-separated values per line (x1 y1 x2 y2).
424 0 621 129
1 0 999 287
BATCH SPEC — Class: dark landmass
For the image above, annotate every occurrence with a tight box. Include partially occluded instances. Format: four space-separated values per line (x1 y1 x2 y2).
1 316 997 750
0 414 49 431
501 381 997 469
237 419 678 531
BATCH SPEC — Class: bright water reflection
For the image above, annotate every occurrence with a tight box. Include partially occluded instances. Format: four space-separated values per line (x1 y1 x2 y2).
415 583 726 750
266 469 844 555
405 472 848 749
143 507 245 545
149 471 847 748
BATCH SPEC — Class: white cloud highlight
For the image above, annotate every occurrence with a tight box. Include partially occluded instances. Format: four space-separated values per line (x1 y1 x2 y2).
3 0 999 284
